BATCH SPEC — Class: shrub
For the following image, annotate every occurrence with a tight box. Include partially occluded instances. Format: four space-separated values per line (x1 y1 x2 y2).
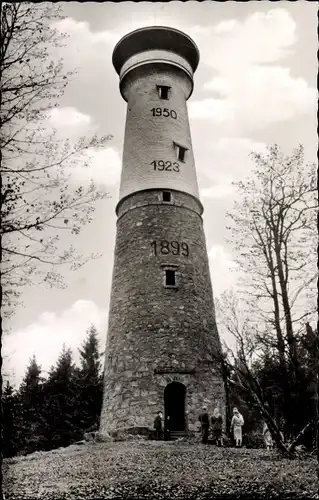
244 430 265 449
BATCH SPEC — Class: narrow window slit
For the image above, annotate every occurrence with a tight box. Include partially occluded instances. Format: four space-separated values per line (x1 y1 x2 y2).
165 270 176 286
162 191 171 202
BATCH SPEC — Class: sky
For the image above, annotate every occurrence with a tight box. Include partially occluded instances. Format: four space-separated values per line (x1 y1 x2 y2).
3 1 317 387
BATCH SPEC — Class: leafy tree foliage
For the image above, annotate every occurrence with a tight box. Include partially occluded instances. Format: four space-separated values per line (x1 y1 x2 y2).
0 3 112 318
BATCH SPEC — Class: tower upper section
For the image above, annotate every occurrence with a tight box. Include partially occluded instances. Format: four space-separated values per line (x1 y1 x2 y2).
112 27 201 204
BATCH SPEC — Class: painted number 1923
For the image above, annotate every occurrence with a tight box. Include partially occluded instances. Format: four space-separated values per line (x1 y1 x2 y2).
151 160 180 172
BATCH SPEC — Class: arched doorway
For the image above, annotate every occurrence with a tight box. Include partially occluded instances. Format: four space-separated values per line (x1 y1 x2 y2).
164 382 186 432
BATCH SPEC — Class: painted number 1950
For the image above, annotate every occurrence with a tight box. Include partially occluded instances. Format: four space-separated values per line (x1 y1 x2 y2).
151 108 177 119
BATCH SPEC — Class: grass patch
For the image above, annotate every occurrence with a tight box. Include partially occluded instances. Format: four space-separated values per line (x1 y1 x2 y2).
2 440 317 499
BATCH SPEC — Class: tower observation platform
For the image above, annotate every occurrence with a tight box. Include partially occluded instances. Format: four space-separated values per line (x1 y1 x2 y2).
112 26 202 205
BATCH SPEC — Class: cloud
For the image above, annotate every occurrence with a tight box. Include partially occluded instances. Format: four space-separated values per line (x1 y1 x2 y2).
213 19 238 34
52 18 117 62
209 244 238 269
189 9 316 131
210 9 297 68
54 10 295 71
52 16 164 67
189 8 297 71
211 136 267 162
196 136 267 185
209 244 239 298
196 66 316 128
23 106 95 142
71 147 122 187
200 179 235 199
53 10 316 135
34 105 121 188
189 98 235 122
191 68 315 129
48 107 92 129
2 300 108 387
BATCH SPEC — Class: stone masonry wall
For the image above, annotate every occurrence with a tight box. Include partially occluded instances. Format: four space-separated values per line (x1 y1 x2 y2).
100 189 225 435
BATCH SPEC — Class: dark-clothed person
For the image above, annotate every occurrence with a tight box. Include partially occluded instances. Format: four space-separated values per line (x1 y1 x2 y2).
154 411 163 440
211 408 223 446
199 406 210 444
164 415 171 441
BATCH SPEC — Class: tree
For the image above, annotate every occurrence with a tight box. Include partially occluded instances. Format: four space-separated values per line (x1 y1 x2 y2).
16 355 46 454
42 345 79 449
215 290 315 456
301 323 319 455
2 330 106 456
1 3 112 318
226 144 317 437
2 381 17 457
73 325 103 433
78 325 102 377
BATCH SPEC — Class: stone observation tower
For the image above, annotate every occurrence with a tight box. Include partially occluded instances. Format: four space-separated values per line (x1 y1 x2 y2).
100 26 225 437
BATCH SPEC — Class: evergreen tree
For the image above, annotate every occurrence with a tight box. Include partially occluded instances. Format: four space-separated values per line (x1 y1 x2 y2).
17 355 45 454
42 345 79 450
74 325 103 434
2 381 17 457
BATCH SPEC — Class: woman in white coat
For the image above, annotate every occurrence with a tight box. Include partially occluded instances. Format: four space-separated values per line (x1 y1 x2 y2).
263 422 273 450
230 407 244 447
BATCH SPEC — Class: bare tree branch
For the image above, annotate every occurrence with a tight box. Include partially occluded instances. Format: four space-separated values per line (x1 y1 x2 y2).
1 3 112 318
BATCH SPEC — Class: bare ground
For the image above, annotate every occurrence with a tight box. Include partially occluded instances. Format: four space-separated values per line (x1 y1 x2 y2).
2 440 317 499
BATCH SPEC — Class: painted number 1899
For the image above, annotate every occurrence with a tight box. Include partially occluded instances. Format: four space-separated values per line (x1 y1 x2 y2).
151 240 189 257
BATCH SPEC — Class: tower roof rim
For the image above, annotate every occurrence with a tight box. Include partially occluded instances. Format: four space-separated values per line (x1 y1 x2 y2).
112 26 200 75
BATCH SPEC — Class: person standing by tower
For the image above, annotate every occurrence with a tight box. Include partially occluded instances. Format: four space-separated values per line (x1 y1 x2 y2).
230 407 244 447
154 411 163 440
164 415 171 441
211 407 223 446
199 406 210 444
263 421 273 450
